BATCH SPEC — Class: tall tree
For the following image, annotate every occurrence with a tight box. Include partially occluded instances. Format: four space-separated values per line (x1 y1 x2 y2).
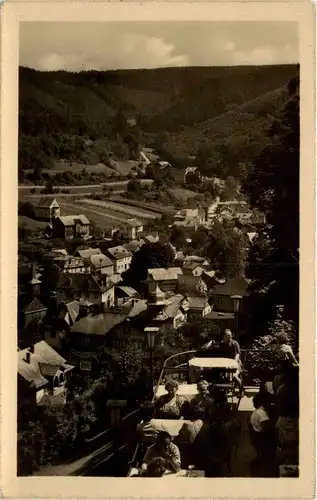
122 242 175 291
245 76 299 326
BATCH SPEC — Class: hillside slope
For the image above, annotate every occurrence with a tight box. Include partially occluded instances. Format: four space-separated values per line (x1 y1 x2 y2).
167 85 289 154
18 64 299 176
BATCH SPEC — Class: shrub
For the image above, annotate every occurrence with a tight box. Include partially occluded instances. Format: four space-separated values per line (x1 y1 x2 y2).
245 305 297 384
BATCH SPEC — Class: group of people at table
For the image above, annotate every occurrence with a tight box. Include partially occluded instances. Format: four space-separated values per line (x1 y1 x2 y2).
130 329 299 478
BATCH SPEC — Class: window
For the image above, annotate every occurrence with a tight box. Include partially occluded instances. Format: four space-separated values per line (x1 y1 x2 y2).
80 361 91 371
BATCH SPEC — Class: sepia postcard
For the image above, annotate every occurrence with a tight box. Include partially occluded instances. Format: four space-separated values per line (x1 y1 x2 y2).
0 1 315 499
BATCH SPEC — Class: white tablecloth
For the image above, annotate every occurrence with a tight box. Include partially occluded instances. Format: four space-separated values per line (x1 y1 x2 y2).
151 419 191 437
189 357 238 371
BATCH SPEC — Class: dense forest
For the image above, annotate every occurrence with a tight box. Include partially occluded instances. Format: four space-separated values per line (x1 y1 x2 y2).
19 64 298 182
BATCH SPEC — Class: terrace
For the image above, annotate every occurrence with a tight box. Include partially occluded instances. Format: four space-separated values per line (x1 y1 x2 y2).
33 348 291 478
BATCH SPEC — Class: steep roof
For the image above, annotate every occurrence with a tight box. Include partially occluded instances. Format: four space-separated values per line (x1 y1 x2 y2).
90 253 114 269
164 294 186 318
148 267 183 282
77 247 101 259
116 286 140 298
56 273 101 291
18 341 72 389
36 198 59 208
187 296 209 310
51 248 68 256
126 218 143 227
211 275 250 296
123 240 144 253
107 246 132 260
71 312 126 336
22 296 47 314
144 235 158 243
60 301 81 325
71 300 147 335
178 274 204 290
58 215 90 227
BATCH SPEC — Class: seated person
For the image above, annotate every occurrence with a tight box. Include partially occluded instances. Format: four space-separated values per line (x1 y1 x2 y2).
177 406 205 444
273 332 298 366
218 329 244 395
188 380 215 418
275 364 299 465
155 379 185 419
141 431 181 474
136 401 160 444
249 393 276 460
192 408 234 477
139 457 168 477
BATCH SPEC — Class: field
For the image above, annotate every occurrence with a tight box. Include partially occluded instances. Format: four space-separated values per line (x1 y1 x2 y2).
80 199 159 221
18 216 48 230
58 198 161 229
18 179 154 197
109 197 176 216
169 187 202 201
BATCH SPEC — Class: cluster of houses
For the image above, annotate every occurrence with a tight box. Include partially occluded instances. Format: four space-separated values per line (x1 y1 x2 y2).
18 231 250 407
19 189 260 409
173 197 265 230
33 198 91 240
33 197 154 243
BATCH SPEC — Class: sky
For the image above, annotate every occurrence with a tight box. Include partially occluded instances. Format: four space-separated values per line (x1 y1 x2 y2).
20 21 299 72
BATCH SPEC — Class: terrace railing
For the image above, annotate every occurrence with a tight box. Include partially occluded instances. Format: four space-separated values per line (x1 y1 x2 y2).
63 347 298 475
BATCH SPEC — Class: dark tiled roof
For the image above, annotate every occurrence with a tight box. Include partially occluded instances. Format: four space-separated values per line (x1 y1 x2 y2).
211 275 250 296
36 198 59 208
71 300 147 336
107 246 132 260
22 296 47 314
56 273 101 291
178 275 203 289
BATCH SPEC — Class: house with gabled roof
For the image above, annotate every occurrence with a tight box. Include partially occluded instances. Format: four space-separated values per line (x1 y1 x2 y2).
209 275 250 313
115 286 141 306
19 296 48 330
34 198 60 222
186 296 212 321
146 285 188 331
52 215 90 240
147 267 183 293
56 273 115 310
75 247 101 260
69 299 148 375
107 246 132 274
182 261 205 277
177 274 208 296
118 218 144 241
18 341 74 407
90 253 114 277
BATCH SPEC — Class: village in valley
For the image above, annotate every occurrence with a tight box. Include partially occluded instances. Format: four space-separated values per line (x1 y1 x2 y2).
17 55 300 478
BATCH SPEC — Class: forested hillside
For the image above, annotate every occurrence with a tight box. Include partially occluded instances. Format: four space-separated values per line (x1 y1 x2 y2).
19 64 298 180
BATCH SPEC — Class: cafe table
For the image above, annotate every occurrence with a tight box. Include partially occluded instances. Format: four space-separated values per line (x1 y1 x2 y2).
151 419 191 437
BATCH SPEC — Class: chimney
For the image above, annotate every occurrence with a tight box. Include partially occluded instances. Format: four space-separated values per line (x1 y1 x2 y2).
25 352 31 364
